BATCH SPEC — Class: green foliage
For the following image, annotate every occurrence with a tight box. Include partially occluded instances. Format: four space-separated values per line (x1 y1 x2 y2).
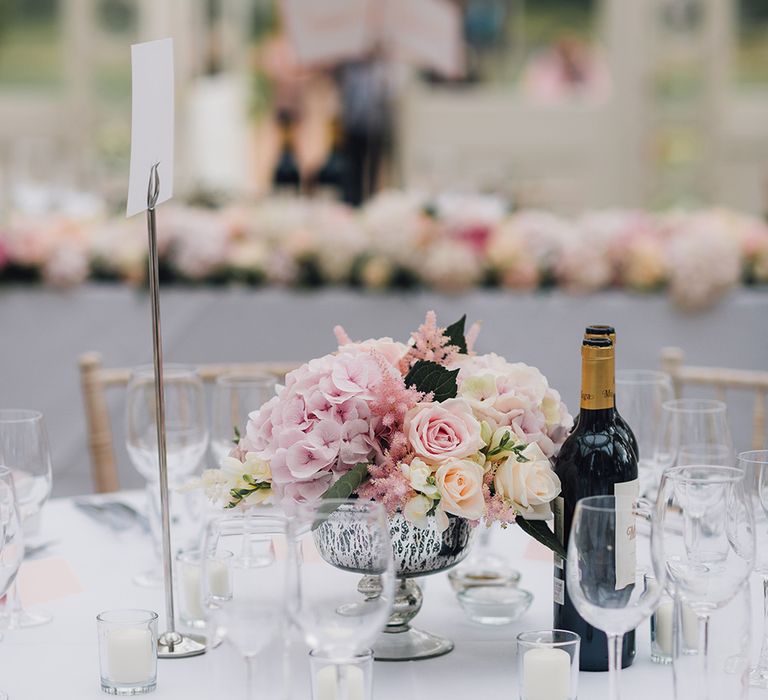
516 517 566 559
443 314 468 354
404 361 459 402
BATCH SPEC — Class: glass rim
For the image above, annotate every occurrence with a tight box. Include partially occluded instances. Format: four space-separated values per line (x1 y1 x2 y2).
294 498 386 517
130 364 200 380
574 495 645 512
516 629 581 647
737 450 768 466
663 464 745 484
0 409 44 424
215 371 277 387
176 548 234 563
615 369 671 385
661 398 726 414
96 608 158 624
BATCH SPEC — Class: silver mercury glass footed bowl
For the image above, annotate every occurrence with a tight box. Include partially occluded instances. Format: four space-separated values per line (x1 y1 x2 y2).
314 510 474 660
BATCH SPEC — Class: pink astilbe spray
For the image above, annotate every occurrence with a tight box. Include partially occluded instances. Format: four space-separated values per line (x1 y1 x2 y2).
368 353 423 435
399 310 461 373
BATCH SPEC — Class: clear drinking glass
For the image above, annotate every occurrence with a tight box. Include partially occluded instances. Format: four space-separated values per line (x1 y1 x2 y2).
655 399 733 473
516 630 580 700
125 366 208 586
737 450 768 688
96 609 158 695
211 372 277 465
654 465 755 700
0 409 53 628
566 495 665 700
615 370 673 496
288 500 395 700
0 466 24 700
175 548 233 630
309 649 373 700
201 513 290 700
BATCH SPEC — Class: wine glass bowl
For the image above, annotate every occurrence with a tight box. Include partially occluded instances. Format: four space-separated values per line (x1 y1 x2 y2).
0 467 23 700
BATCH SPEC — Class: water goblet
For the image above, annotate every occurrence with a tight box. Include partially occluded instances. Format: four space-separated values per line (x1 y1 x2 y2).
211 372 277 464
566 495 665 700
0 409 52 628
737 450 768 688
654 465 755 700
288 500 395 700
125 365 208 586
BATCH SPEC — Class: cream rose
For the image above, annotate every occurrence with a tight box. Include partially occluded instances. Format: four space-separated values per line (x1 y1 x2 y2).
404 494 433 529
404 399 484 464
494 443 560 520
401 458 438 498
435 458 486 520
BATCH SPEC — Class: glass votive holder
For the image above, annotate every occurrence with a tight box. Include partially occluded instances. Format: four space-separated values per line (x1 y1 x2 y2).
175 548 233 629
645 574 698 664
97 609 158 695
309 649 373 700
517 630 580 700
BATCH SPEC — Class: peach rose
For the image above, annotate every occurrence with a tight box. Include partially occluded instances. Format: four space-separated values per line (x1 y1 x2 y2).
404 399 484 465
494 443 561 520
435 459 486 520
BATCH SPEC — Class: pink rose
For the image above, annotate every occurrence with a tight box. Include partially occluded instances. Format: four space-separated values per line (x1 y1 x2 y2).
435 459 485 520
404 399 484 464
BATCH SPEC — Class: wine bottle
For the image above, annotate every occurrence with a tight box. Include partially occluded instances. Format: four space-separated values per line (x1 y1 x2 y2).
313 117 346 200
553 337 639 671
572 325 638 460
272 110 301 195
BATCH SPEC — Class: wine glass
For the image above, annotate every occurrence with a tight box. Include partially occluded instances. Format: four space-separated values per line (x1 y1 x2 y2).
566 495 665 700
201 512 290 700
211 372 277 465
737 450 768 688
0 409 53 628
287 500 395 700
615 370 673 495
0 466 24 700
125 366 208 586
655 465 755 700
656 399 733 473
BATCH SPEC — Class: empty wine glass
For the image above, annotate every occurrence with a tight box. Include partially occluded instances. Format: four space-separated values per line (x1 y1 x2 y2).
288 500 395 700
0 467 24 700
0 409 53 628
615 370 673 495
125 366 208 586
201 512 289 700
656 399 733 472
211 372 277 465
737 450 768 688
655 465 755 700
566 495 665 700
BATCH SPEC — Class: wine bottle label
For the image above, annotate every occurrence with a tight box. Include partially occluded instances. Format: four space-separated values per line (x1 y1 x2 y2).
553 496 564 570
553 577 564 606
614 478 639 590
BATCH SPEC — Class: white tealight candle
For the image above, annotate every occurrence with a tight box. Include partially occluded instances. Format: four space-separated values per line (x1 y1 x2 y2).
106 628 154 684
314 664 365 700
208 559 230 597
655 600 674 655
682 603 699 650
523 647 571 700
180 558 231 621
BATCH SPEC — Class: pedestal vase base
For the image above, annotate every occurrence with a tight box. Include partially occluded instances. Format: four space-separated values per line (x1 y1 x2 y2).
373 627 454 661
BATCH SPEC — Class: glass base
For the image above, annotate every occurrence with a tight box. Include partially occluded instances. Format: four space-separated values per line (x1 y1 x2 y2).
100 681 156 695
650 652 672 665
750 667 768 689
2 608 52 629
373 627 454 661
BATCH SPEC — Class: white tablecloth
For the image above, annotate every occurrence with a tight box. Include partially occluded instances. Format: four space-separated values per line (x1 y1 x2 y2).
7 494 764 699
1 286 766 497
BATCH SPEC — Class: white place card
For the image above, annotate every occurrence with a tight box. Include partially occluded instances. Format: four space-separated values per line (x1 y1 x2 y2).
126 38 174 217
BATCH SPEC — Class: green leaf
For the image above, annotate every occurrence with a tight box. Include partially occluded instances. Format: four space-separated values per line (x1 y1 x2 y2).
516 517 566 560
320 462 371 502
232 425 241 445
404 360 459 402
443 314 468 354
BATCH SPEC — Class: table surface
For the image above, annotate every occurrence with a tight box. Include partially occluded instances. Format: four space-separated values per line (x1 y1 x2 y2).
3 494 766 700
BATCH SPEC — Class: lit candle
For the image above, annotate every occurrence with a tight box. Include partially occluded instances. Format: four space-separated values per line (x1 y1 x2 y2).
523 647 571 700
314 664 365 700
106 628 154 684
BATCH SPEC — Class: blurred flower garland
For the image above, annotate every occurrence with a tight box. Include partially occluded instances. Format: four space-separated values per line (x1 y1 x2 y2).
1 190 767 311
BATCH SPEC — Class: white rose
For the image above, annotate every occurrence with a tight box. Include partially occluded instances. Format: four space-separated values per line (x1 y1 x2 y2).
401 458 438 498
404 494 434 529
494 443 561 520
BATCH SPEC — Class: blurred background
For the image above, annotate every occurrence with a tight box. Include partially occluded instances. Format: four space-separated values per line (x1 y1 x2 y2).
1 0 768 213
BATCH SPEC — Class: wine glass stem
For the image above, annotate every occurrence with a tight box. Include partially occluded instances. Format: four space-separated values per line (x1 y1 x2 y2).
607 633 623 700
245 655 257 700
698 614 710 700
755 577 768 675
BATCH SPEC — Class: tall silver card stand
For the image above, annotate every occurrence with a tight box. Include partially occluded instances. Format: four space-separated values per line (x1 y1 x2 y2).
145 163 206 658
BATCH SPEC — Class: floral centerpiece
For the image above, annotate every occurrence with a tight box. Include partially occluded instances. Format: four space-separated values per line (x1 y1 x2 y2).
200 311 571 557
